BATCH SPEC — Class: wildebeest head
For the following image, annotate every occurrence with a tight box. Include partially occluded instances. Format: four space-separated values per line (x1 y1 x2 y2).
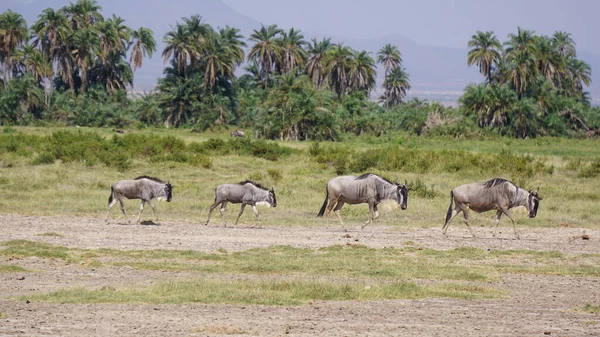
269 187 277 207
527 187 543 218
395 179 409 210
165 182 173 202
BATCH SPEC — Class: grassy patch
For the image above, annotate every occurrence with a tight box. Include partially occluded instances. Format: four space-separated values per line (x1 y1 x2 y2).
584 304 600 313
0 265 29 273
3 241 599 280
5 240 600 305
21 277 501 305
0 240 70 260
36 232 65 237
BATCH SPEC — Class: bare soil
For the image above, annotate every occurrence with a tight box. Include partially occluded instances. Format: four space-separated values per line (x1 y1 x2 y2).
0 214 599 336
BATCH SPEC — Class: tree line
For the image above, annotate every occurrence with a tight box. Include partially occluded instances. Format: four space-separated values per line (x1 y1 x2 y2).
0 0 597 139
463 29 595 138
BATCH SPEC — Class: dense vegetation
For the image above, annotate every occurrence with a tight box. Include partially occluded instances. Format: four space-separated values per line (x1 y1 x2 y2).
0 0 597 139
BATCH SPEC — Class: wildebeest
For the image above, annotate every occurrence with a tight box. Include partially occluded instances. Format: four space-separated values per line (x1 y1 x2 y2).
317 173 409 228
230 129 245 137
205 180 277 227
106 176 173 223
442 178 543 239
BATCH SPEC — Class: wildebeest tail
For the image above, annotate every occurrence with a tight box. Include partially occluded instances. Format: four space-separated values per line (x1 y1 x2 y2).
443 190 454 228
317 188 329 217
108 186 114 204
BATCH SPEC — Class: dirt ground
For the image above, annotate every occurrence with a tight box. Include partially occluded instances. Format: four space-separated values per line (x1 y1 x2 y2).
0 214 599 336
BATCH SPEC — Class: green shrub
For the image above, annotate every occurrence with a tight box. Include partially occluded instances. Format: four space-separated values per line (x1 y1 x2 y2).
32 152 56 165
407 179 439 199
267 168 283 183
578 158 600 178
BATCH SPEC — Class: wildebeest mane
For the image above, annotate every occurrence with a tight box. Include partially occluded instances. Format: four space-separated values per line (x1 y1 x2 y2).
356 173 395 185
135 175 164 183
483 178 515 189
239 180 268 190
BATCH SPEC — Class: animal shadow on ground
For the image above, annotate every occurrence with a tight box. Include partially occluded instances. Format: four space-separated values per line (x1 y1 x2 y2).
140 220 161 226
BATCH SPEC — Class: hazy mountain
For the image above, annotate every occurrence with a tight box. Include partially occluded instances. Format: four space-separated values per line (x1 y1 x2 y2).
2 0 599 103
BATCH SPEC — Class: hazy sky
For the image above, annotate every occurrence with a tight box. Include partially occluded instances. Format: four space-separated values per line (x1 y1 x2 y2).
222 0 599 54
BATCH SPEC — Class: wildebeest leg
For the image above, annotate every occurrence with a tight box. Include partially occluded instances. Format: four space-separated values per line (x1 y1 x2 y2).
146 199 158 221
333 201 345 226
234 203 247 226
462 207 476 238
105 197 119 223
442 207 463 235
362 202 377 229
493 210 503 237
205 200 222 226
251 205 262 228
136 200 146 223
323 196 338 228
500 209 519 239
117 197 129 223
220 201 228 226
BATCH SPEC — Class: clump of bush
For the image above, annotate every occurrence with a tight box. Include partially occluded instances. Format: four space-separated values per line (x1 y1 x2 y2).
578 158 600 178
309 143 552 178
407 179 439 199
2 130 297 171
189 138 294 161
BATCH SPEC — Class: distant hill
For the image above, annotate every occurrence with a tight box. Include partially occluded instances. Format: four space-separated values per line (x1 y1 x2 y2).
2 0 599 103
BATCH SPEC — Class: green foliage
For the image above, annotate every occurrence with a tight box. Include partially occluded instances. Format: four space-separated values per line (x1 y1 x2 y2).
407 179 439 199
188 137 294 161
578 158 600 178
1 240 69 259
584 304 600 313
310 143 551 178
0 265 29 273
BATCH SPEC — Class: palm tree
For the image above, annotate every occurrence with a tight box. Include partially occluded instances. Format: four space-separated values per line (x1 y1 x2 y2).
242 60 261 85
30 8 70 59
30 8 71 93
218 26 246 67
278 27 307 74
534 36 561 84
324 43 353 99
552 31 576 57
305 37 331 88
504 28 538 99
9 75 44 121
182 14 212 67
202 32 234 90
381 66 410 107
566 57 591 94
348 50 376 95
504 48 537 99
504 27 536 54
466 31 502 83
15 42 52 82
162 23 196 78
0 10 28 85
129 27 156 72
62 0 103 30
96 19 121 63
376 43 402 77
248 24 283 86
91 50 133 91
108 15 130 52
71 27 100 93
